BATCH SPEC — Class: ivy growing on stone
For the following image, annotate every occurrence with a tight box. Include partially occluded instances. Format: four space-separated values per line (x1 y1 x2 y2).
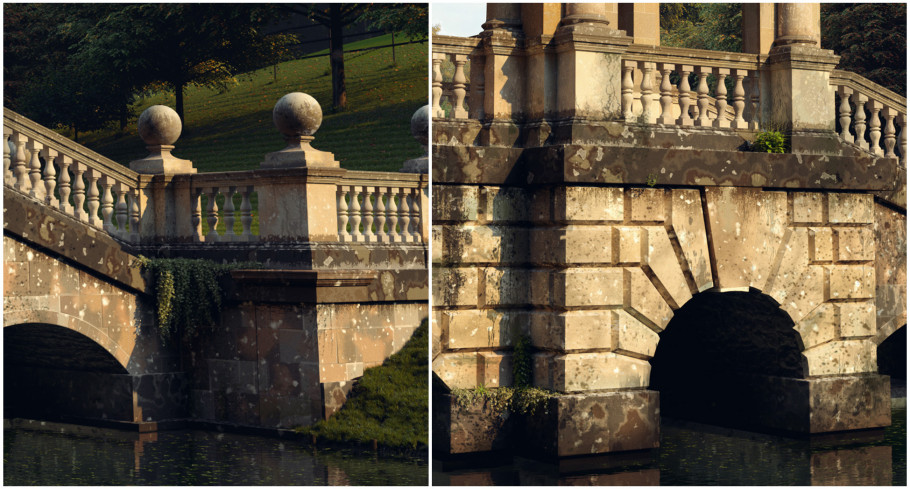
752 130 788 154
133 256 259 344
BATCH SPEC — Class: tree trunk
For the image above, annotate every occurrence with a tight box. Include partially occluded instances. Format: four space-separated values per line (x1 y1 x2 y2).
329 4 347 111
175 81 186 124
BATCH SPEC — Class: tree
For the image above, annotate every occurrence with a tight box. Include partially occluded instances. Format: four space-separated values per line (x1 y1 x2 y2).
74 4 295 124
358 4 428 65
660 3 742 53
289 4 367 112
822 3 906 96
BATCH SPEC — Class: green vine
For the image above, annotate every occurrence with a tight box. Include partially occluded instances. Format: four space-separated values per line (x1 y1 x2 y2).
752 130 788 153
451 333 556 416
133 256 259 344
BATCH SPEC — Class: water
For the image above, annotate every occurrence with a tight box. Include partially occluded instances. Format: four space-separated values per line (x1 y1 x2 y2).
433 407 906 485
4 420 428 485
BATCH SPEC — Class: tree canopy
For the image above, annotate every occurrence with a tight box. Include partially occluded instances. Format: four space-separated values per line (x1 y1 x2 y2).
4 4 296 134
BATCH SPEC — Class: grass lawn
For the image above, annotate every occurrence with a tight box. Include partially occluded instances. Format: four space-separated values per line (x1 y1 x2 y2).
297 320 428 450
76 34 428 173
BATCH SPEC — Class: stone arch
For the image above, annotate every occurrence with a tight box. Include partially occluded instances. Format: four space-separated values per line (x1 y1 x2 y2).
4 309 134 373
596 187 880 390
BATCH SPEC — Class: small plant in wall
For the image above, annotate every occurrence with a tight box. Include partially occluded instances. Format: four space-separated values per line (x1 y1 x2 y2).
452 332 556 416
133 256 259 344
752 130 788 153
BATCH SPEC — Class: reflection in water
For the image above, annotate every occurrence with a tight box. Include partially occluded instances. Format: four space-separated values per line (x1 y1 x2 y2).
4 420 427 486
433 407 906 486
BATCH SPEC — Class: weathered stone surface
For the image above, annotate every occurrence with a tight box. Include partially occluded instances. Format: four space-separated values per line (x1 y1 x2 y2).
555 186 624 222
434 392 515 455
803 339 877 375
548 352 651 392
669 189 713 292
522 390 660 457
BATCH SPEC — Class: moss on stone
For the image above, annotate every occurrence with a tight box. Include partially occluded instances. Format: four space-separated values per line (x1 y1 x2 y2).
297 320 428 449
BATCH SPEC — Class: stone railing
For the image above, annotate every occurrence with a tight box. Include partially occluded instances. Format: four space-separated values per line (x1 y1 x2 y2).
432 35 481 120
4 110 143 241
622 45 764 129
4 106 429 247
830 69 907 165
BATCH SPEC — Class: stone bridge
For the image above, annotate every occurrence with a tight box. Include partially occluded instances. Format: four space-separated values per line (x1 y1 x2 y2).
3 97 429 430
431 3 906 458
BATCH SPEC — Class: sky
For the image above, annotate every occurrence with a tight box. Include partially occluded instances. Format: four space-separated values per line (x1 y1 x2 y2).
432 3 486 37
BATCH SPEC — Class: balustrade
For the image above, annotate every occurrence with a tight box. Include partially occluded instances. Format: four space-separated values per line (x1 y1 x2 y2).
336 183 424 243
622 47 760 130
191 183 258 243
831 70 907 165
4 110 140 241
431 35 480 121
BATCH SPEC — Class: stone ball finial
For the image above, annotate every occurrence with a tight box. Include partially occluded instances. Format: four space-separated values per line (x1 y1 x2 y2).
273 92 323 138
137 105 182 146
411 105 429 149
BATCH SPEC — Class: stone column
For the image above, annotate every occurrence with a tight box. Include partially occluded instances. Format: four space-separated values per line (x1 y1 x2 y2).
773 3 821 48
618 3 660 46
553 4 632 122
766 3 839 134
483 3 521 31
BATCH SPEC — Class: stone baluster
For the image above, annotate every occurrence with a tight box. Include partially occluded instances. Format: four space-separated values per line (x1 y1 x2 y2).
101 175 116 232
656 63 675 124
221 187 235 239
376 188 388 242
621 61 635 122
27 140 44 198
866 100 883 156
71 162 87 221
714 69 730 128
337 186 350 240
85 169 102 227
452 56 469 119
409 189 422 242
731 70 748 129
388 188 400 242
882 107 897 158
748 71 761 130
40 148 59 207
129 187 141 242
676 65 694 126
639 62 656 123
695 67 711 126
191 188 203 241
432 56 444 118
115 183 129 236
363 187 376 242
3 127 11 183
206 188 220 241
11 133 29 191
899 113 907 167
851 92 869 151
398 189 412 242
350 186 363 241
240 187 253 239
56 155 72 214
837 87 854 143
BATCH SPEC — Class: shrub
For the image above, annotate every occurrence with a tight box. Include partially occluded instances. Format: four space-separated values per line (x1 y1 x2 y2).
753 130 787 153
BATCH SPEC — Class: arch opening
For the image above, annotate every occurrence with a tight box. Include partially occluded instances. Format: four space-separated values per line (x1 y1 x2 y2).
649 289 806 432
4 323 135 423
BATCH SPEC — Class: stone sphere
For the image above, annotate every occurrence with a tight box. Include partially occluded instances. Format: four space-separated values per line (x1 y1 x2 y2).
138 105 182 146
410 105 429 147
273 92 322 137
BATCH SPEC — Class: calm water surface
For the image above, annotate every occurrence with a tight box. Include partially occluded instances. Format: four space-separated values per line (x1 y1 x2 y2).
434 407 906 485
4 420 427 485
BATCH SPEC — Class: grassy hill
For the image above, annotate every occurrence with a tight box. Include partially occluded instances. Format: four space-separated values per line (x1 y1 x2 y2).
76 34 428 173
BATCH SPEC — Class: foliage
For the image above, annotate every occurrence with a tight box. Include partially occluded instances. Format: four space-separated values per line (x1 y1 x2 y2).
822 3 906 96
358 4 428 40
72 4 296 123
452 333 556 417
133 256 259 344
78 36 426 173
647 173 659 187
752 130 788 154
298 320 428 449
660 3 742 53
